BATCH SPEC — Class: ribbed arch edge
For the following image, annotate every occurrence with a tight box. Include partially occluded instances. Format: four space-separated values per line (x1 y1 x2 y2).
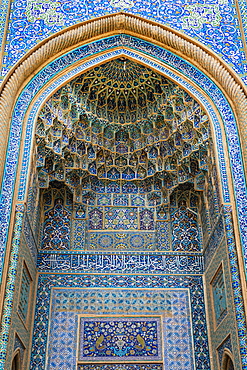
0 12 247 181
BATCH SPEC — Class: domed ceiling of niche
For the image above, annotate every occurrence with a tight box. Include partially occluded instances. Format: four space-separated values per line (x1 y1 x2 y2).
35 58 211 195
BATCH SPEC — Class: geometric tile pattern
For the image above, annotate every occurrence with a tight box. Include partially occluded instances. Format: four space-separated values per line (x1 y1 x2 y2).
86 231 155 251
46 288 193 370
1 32 236 292
73 220 86 249
0 10 246 370
35 60 210 189
140 210 154 231
223 206 247 368
48 312 78 369
51 289 173 314
5 42 245 294
76 192 164 208
104 208 138 230
10 37 236 204
8 39 244 272
79 317 162 361
238 1 247 79
163 317 193 370
85 207 157 231
0 205 25 366
88 209 103 230
30 276 209 370
5 35 242 284
156 222 170 251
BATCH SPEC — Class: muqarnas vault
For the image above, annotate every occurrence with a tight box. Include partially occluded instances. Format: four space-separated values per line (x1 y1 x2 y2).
17 59 238 370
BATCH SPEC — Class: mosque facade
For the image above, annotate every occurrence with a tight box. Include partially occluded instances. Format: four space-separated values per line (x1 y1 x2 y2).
0 1 247 370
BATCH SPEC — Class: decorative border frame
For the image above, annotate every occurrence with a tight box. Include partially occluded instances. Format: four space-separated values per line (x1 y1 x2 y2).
37 251 204 274
78 316 163 362
30 276 208 370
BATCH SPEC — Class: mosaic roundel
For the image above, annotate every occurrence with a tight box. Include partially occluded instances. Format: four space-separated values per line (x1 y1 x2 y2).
130 234 145 248
99 234 114 248
35 58 211 193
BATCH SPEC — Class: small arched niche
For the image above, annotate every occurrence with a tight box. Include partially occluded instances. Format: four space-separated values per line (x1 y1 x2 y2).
11 352 21 370
222 352 235 370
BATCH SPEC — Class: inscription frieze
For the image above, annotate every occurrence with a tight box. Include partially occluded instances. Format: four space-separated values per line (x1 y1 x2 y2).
37 252 204 274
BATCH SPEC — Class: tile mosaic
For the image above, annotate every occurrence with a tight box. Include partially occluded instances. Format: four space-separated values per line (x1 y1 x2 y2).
204 222 243 370
156 222 170 251
0 0 9 56
30 276 209 370
1 0 246 77
171 208 201 252
204 214 225 270
86 231 155 251
41 199 71 250
0 205 25 368
79 317 162 361
35 61 210 189
46 289 194 370
223 206 247 368
3 34 247 286
104 207 138 230
88 208 103 230
73 219 86 249
1 25 247 370
140 209 154 230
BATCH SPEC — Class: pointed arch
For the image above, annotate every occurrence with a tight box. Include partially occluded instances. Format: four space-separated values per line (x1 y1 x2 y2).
11 351 21 370
0 13 247 370
0 12 247 181
222 350 235 370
